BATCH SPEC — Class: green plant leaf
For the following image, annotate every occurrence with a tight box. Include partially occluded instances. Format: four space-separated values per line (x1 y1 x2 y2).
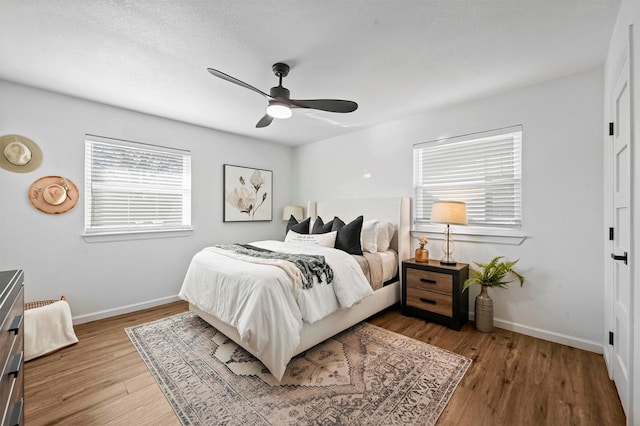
462 256 525 292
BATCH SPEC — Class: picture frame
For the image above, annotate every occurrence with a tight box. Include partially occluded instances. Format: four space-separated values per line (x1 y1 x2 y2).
223 164 273 222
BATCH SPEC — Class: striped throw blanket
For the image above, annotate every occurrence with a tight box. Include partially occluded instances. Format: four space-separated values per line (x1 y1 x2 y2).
207 244 334 291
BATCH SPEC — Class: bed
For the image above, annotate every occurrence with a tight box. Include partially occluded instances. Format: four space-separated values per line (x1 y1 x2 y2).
179 196 411 380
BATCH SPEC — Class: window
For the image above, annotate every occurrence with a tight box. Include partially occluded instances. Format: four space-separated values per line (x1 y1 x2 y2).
84 135 192 236
413 126 522 230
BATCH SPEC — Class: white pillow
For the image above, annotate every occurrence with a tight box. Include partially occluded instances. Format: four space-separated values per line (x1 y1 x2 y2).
285 230 337 247
376 222 396 252
360 219 379 253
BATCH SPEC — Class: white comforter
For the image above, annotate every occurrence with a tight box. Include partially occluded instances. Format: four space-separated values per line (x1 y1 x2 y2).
178 240 373 380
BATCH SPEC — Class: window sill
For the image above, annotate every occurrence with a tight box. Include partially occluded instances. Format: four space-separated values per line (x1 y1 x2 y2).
412 225 527 245
82 228 194 243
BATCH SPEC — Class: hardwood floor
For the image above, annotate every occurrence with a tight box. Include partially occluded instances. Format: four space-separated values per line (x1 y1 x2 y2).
369 310 625 426
24 301 625 425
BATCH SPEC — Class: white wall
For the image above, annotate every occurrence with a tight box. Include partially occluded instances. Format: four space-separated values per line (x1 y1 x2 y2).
0 67 608 353
0 81 294 322
293 67 605 352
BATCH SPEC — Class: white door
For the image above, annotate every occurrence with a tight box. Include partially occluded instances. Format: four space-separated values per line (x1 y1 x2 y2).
608 46 632 418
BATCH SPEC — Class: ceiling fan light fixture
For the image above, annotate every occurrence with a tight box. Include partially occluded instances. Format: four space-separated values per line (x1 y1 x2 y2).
266 101 292 119
207 63 357 128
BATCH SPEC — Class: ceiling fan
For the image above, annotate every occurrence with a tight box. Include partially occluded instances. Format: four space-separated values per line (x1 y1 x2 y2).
206 62 358 128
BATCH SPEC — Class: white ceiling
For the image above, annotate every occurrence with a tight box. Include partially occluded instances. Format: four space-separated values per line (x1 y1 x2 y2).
0 0 620 146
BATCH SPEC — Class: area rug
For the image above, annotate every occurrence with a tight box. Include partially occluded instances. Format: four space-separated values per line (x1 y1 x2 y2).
126 312 471 425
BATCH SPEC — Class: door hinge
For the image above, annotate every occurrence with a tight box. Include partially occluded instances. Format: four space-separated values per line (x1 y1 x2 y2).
609 331 614 345
609 122 614 136
609 227 614 241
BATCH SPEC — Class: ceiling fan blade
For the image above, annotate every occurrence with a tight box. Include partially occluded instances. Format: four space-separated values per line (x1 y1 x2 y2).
290 99 358 113
256 114 274 128
207 67 270 98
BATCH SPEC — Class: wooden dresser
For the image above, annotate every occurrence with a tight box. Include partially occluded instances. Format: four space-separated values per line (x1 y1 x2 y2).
401 259 469 330
0 270 24 426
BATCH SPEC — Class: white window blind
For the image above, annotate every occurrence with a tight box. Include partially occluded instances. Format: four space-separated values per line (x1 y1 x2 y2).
84 135 192 235
413 126 522 228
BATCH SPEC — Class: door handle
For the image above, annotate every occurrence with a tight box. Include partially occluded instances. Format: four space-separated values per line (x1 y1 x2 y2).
611 252 628 265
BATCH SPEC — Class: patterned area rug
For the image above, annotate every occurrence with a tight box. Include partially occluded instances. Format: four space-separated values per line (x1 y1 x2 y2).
126 312 471 425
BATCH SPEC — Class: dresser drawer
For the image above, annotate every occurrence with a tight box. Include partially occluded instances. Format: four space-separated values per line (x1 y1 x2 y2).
406 268 453 294
0 270 24 426
406 287 453 317
0 286 23 379
0 277 22 339
0 352 23 426
0 290 23 425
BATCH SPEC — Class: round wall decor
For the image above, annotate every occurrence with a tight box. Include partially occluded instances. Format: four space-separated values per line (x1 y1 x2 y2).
29 176 79 214
0 134 42 173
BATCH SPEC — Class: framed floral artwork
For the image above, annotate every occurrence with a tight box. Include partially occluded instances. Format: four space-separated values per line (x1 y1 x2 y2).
223 164 273 222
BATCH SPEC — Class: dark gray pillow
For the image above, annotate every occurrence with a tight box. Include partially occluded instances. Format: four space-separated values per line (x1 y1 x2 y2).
332 215 363 255
286 216 310 236
311 216 334 234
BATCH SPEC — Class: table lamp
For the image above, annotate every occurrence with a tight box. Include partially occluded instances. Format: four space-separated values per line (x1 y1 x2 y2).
430 201 468 265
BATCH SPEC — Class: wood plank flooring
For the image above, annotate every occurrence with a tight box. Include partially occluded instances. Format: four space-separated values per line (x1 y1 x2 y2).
24 301 625 425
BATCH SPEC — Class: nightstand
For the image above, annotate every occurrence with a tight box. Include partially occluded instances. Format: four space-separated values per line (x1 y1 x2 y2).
401 258 469 330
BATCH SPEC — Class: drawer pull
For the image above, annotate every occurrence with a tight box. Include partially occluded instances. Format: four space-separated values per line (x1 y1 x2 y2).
7 352 23 379
9 398 23 426
420 298 437 305
9 314 23 335
419 278 437 284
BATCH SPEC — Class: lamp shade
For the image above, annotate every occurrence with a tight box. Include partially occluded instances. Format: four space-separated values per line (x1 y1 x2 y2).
282 205 304 221
430 201 468 225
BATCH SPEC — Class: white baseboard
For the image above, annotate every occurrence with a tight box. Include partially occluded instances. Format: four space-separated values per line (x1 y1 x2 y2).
72 295 181 325
470 312 604 354
72 296 604 355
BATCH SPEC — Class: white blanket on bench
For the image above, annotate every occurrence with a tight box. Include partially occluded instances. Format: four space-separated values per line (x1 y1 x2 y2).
24 300 78 361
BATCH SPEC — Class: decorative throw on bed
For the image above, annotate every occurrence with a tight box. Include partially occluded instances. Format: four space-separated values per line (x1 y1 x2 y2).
210 244 334 290
180 240 375 380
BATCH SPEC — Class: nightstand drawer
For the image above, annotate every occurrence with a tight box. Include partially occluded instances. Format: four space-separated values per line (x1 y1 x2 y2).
406 287 453 317
406 268 453 294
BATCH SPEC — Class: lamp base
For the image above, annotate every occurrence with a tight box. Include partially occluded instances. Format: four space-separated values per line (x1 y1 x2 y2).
440 224 458 266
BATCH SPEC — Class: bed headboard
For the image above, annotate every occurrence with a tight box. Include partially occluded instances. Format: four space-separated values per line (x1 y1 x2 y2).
307 197 411 267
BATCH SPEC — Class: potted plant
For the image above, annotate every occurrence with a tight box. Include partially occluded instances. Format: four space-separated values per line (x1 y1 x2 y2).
462 256 525 332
